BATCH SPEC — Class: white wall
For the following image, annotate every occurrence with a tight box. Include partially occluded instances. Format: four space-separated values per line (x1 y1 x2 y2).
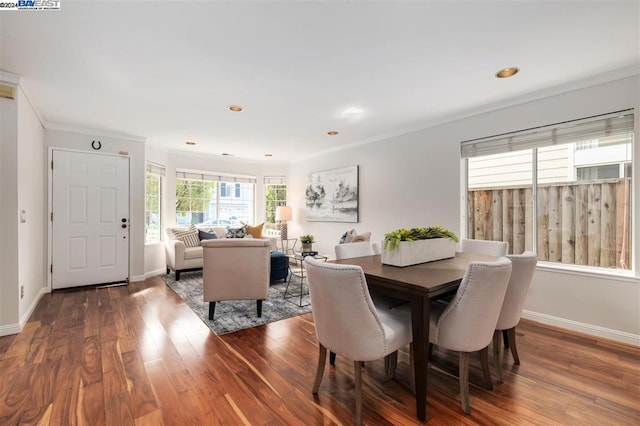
287 75 640 344
17 87 46 322
0 86 20 335
46 128 147 282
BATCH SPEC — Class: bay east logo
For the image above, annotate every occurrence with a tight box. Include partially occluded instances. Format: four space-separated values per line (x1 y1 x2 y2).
17 0 60 9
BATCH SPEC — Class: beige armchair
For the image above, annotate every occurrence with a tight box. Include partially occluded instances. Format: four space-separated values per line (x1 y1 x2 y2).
201 238 271 320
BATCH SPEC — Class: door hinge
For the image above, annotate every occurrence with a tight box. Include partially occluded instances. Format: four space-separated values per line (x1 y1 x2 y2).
50 212 53 221
50 264 53 273
51 160 53 169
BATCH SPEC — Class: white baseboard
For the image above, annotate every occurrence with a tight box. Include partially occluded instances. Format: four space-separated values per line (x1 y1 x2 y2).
522 310 640 347
129 274 146 282
0 287 48 337
0 322 21 337
144 268 167 279
19 286 49 328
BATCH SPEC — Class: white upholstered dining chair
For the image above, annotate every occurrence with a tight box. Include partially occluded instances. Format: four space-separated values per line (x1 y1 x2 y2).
334 241 379 260
304 257 412 426
460 238 509 256
429 258 512 414
493 251 537 381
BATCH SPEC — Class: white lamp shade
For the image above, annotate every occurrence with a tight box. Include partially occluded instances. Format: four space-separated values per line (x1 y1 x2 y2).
275 206 292 221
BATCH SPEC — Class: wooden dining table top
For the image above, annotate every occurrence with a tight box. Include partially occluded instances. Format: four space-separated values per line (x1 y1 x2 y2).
331 252 499 297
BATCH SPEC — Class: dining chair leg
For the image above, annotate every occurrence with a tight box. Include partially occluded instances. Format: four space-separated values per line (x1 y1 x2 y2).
493 330 503 382
503 329 509 348
507 327 520 364
312 344 327 394
384 351 398 379
256 300 263 317
329 351 336 366
459 352 471 414
354 360 363 426
479 346 493 390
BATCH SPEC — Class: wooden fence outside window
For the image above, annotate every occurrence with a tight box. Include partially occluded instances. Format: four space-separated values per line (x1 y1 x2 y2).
468 178 632 269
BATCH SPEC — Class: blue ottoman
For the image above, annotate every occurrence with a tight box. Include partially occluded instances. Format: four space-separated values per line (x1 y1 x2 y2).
270 251 289 283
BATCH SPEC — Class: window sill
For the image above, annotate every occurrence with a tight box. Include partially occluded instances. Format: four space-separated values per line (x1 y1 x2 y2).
536 261 639 283
145 241 163 246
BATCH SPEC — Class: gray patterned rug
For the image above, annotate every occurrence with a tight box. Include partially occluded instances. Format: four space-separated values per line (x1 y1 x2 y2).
163 271 311 335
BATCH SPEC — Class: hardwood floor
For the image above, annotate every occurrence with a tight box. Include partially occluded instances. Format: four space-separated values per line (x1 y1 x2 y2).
1 276 638 425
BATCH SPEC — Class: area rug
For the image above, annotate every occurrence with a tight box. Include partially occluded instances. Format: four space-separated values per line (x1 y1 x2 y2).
163 271 311 335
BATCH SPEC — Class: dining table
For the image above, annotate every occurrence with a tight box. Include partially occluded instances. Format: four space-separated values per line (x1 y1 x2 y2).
331 251 498 422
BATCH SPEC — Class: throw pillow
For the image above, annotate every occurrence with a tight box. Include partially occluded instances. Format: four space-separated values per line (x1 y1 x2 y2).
246 223 264 239
352 232 371 242
340 228 357 244
198 229 218 240
343 229 358 243
172 224 200 248
226 225 247 238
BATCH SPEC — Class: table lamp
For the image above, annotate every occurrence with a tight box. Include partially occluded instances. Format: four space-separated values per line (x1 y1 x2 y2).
275 206 292 240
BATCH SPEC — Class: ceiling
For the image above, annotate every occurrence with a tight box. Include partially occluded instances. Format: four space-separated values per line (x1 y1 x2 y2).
1 1 638 162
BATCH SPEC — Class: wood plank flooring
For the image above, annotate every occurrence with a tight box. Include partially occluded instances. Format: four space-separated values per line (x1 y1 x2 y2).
0 276 638 425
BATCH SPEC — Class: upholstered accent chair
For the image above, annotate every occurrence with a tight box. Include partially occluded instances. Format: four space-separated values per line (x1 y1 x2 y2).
460 238 509 256
334 241 379 260
201 238 271 320
304 257 412 426
493 251 537 381
429 258 512 414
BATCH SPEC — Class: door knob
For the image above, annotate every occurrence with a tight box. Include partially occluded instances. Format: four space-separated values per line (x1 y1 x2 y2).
121 224 127 229
121 218 127 223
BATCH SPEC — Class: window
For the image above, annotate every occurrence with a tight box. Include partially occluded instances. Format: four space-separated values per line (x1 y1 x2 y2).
145 162 165 243
264 176 287 235
176 170 255 226
463 110 634 271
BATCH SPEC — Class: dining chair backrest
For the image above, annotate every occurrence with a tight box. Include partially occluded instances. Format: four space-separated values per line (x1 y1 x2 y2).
334 241 377 260
433 258 512 352
304 257 393 361
460 239 509 256
495 251 537 330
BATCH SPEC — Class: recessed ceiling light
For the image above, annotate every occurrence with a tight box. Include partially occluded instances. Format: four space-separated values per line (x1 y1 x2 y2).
264 153 273 157
185 141 196 145
496 67 519 78
221 153 231 156
327 131 339 136
229 105 243 112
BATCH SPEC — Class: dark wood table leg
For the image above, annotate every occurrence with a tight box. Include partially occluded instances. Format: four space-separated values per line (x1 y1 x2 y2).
410 295 429 422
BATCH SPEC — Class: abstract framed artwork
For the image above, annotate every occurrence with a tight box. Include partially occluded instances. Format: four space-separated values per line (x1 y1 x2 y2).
305 165 358 222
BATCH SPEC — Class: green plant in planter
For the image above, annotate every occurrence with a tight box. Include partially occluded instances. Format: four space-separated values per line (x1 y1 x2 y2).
383 226 458 251
300 235 315 244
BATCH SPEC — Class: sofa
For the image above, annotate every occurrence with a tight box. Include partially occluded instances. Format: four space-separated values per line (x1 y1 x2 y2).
165 225 281 280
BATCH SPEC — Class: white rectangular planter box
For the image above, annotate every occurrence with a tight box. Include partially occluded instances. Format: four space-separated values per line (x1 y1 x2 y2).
381 238 456 267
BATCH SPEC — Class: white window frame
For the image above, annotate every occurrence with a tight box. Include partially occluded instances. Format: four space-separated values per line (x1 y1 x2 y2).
462 110 635 275
175 169 256 226
145 162 165 244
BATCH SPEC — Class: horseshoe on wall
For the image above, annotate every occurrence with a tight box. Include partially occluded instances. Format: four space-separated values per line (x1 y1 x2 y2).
91 140 102 150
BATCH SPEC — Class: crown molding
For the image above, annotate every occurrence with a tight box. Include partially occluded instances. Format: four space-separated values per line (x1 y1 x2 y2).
45 122 147 143
0 70 20 85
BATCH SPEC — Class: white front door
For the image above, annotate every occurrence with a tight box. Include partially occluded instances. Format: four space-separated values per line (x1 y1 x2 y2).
52 150 129 289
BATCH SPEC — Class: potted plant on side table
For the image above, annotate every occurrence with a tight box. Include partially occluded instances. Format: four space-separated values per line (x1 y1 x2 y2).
300 234 315 253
